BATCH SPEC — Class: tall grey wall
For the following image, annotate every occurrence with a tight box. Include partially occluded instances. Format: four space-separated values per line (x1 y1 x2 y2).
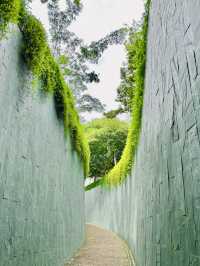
86 1 200 265
0 27 85 266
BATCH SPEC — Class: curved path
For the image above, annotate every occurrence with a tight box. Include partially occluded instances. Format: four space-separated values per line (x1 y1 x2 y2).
65 224 133 266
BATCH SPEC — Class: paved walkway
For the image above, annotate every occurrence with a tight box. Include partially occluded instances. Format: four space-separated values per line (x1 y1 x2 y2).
65 224 133 266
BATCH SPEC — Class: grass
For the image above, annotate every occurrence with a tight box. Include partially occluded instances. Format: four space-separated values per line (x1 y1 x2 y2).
0 0 90 177
103 0 151 186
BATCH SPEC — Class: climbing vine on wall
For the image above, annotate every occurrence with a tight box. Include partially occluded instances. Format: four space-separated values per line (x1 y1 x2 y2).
103 0 151 186
0 0 90 177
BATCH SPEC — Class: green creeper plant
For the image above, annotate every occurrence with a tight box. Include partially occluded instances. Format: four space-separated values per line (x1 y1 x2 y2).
0 0 90 176
103 0 151 186
0 0 21 34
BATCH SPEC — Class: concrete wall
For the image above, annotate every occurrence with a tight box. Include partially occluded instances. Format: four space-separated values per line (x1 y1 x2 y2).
86 1 200 265
0 27 85 265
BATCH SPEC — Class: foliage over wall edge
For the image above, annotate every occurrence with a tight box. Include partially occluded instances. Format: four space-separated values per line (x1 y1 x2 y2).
102 0 151 187
0 0 90 177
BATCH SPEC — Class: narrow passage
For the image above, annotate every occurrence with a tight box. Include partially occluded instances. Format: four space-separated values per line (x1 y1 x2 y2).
65 224 134 266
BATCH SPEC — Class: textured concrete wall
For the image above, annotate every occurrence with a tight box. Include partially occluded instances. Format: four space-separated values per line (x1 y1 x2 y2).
0 27 85 266
86 1 200 265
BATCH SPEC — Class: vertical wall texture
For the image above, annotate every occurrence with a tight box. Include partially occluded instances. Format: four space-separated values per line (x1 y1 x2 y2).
0 27 85 265
86 1 200 265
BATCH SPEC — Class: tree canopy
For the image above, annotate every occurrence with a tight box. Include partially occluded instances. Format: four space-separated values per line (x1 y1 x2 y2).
45 0 129 115
116 21 142 113
84 118 128 178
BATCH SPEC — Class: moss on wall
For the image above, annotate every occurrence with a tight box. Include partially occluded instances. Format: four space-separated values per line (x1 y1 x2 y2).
0 0 21 33
103 0 151 186
0 1 90 176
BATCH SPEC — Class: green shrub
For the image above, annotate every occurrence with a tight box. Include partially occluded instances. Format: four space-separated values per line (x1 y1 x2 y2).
85 118 128 178
103 0 151 186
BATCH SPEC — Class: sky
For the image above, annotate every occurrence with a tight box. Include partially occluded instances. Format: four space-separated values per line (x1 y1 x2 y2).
31 0 144 120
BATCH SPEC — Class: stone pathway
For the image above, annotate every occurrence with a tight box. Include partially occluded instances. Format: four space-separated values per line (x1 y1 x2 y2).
65 224 133 266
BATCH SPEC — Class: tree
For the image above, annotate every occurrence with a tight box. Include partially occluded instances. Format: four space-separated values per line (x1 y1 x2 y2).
80 27 128 64
103 108 123 119
46 0 129 114
116 21 141 113
77 94 105 113
84 118 128 178
116 63 134 112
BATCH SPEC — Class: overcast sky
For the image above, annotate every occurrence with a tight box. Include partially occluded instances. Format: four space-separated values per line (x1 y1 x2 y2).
31 0 144 120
